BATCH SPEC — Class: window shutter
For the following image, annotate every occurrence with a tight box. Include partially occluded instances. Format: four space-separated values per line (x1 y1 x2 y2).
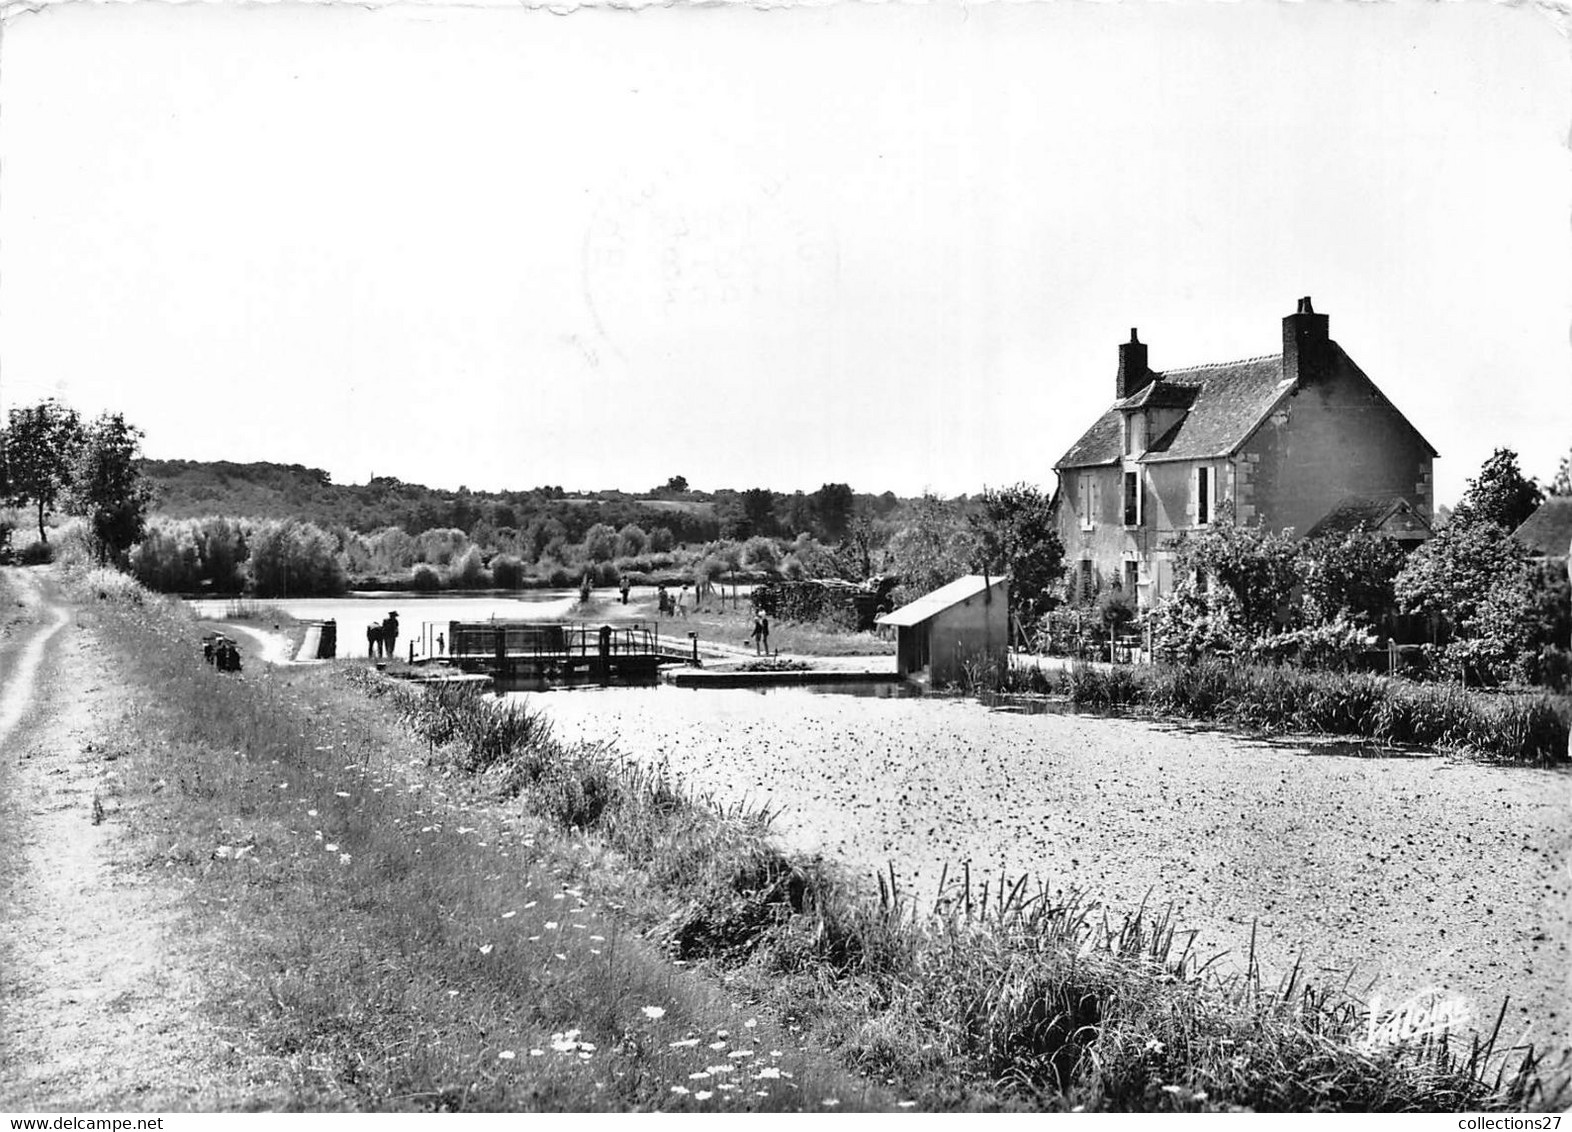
1187 466 1198 527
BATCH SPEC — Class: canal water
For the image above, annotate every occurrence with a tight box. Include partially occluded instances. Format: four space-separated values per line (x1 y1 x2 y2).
516 683 1572 1054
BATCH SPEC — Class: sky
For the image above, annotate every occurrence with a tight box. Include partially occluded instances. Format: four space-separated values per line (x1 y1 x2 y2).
0 0 1567 509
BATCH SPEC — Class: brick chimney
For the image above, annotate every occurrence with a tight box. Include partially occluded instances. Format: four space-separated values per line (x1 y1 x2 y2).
1282 296 1330 385
1117 328 1153 399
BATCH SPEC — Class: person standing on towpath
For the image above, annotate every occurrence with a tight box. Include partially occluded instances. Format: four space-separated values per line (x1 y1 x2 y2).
382 612 399 659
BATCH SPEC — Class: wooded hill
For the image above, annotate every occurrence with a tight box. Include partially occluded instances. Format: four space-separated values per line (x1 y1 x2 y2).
138 459 905 546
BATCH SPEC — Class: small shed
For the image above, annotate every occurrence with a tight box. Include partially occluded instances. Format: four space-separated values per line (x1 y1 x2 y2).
877 574 1009 686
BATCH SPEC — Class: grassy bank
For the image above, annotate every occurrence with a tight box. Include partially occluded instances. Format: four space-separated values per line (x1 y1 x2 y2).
68 568 867 1110
984 660 1569 765
69 567 1567 1111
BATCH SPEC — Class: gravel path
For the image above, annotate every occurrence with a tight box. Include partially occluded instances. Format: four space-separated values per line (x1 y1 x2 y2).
526 685 1572 1056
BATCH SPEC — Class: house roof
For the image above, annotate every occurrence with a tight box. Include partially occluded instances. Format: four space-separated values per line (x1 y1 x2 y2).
1054 342 1438 470
1055 355 1291 470
1304 494 1432 541
1512 496 1572 557
876 574 1007 628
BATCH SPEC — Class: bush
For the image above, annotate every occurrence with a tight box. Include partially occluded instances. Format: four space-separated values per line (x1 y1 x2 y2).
490 554 525 589
18 539 54 566
410 563 442 591
245 519 347 597
449 545 489 589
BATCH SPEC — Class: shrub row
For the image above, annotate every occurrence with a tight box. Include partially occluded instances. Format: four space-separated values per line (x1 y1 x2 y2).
992 660 1569 764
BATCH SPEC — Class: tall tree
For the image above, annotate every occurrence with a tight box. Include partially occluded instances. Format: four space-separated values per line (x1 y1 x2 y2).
812 482 855 542
970 483 1065 628
66 412 154 565
1452 448 1543 533
2 399 84 542
1550 451 1572 497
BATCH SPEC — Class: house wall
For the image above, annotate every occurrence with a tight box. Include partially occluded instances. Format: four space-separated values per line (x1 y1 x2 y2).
924 582 1009 685
1237 352 1432 539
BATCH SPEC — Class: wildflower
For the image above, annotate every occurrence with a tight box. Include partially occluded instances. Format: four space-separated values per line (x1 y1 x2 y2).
1161 1085 1182 1095
590 935 605 942
306 809 318 817
694 1091 713 1101
689 1072 711 1081
1193 1091 1210 1103
325 843 339 852
545 921 559 930
502 911 517 919
498 1050 515 1060
717 1083 736 1092
554 953 567 961
704 1065 734 1075
770 1050 783 1058
669 1038 700 1049
523 900 537 909
670 1086 690 1096
756 1067 782 1080
744 1018 757 1029
823 1098 841 1107
335 791 351 798
529 1049 544 1056
709 1040 727 1051
897 1101 916 1108
1144 1038 1166 1054
642 1006 666 1021
728 1049 753 1059
339 853 352 865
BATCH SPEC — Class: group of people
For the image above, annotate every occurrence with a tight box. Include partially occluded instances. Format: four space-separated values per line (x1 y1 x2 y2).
202 633 242 673
656 584 692 618
750 610 770 655
366 611 401 659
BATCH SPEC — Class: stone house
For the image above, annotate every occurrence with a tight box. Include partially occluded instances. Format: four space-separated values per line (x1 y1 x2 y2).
1052 298 1436 608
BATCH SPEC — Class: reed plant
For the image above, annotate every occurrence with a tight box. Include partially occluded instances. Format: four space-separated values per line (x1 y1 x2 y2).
985 660 1568 765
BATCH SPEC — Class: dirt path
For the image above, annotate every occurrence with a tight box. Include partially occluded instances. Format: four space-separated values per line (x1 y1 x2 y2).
0 570 220 1110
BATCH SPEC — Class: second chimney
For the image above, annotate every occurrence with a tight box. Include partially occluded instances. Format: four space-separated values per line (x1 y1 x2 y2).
1283 296 1330 385
1117 329 1152 399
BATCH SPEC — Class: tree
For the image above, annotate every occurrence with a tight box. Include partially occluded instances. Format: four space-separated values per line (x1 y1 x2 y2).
1395 518 1534 685
661 475 689 495
885 493 975 602
1297 527 1407 628
1452 448 1543 533
740 488 778 539
2 399 84 543
66 412 153 566
970 483 1065 628
581 522 617 562
246 519 347 597
811 482 856 543
1550 451 1571 497
1168 513 1299 636
615 523 649 558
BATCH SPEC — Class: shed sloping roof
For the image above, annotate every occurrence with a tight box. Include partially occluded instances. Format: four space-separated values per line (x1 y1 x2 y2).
876 574 1006 628
1513 496 1572 557
1304 494 1432 541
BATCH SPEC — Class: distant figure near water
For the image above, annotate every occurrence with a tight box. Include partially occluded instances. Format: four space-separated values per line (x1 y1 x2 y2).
383 611 400 659
368 622 382 658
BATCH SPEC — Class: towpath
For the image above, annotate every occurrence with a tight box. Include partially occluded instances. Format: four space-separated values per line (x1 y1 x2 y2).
0 568 222 1109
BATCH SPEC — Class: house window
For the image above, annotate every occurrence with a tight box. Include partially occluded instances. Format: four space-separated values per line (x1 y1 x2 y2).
1123 470 1142 527
1196 466 1212 526
1124 560 1139 596
1079 474 1096 531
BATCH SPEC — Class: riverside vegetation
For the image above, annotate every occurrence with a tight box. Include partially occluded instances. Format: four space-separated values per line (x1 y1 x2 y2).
976 660 1570 766
64 567 1569 1112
